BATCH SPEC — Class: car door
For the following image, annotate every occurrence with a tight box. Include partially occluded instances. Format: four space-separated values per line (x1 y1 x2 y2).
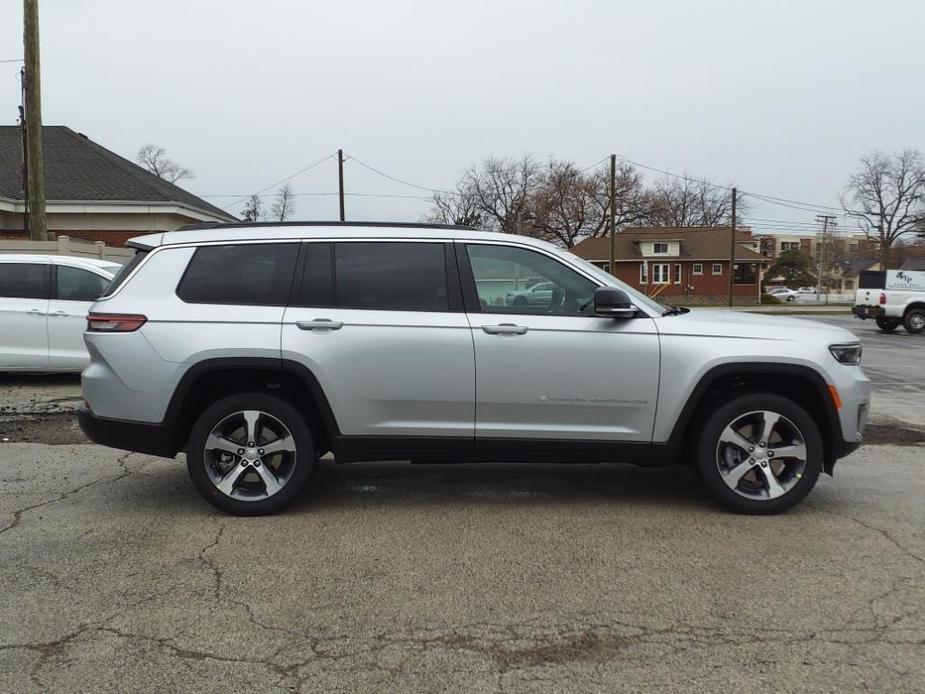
281 240 475 443
460 241 660 443
47 264 112 370
0 260 50 369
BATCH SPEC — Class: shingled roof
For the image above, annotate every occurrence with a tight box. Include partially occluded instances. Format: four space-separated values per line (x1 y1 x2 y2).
571 227 765 262
0 125 236 222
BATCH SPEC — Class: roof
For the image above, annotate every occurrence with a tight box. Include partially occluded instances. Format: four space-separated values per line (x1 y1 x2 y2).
840 258 879 277
130 223 542 250
571 227 765 262
0 254 119 274
901 257 925 271
0 125 236 222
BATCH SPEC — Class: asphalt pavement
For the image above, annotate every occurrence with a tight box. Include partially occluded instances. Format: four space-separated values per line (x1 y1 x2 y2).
1 315 923 693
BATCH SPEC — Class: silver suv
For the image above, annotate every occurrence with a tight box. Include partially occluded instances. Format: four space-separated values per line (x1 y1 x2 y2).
78 222 870 516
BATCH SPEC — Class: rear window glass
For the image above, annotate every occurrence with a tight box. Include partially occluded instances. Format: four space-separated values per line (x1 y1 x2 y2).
0 263 48 299
334 242 449 311
55 266 109 302
858 271 885 290
177 243 298 305
100 250 147 298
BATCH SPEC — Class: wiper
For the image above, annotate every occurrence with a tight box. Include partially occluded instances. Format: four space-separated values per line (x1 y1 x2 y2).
662 305 690 316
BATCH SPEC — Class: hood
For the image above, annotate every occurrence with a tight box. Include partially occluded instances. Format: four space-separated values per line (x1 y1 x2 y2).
655 309 860 344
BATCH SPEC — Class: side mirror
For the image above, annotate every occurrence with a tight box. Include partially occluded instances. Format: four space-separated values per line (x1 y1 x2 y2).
594 286 637 319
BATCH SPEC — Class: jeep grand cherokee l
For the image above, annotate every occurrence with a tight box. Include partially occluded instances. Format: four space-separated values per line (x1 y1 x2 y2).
78 222 870 516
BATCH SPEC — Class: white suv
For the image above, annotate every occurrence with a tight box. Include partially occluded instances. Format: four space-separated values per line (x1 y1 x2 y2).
0 254 118 371
78 222 870 516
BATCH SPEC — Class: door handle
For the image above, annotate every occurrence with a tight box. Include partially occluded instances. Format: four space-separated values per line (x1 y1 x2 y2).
51 310 68 317
27 308 45 316
482 323 528 335
296 319 344 331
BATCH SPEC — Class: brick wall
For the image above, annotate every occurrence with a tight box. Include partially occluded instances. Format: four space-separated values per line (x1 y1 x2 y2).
611 260 759 299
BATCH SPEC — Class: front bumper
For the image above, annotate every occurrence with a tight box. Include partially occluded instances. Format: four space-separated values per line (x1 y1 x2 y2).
852 305 882 320
78 406 177 458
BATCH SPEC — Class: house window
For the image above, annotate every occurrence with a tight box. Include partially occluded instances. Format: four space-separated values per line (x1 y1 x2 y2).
844 279 854 290
639 263 648 284
712 263 723 275
653 242 669 254
652 263 670 284
692 263 703 275
780 241 800 252
733 263 757 285
674 264 682 284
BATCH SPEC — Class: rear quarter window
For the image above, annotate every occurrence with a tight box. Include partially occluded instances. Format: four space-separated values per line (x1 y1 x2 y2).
177 243 299 305
0 263 48 299
100 250 148 298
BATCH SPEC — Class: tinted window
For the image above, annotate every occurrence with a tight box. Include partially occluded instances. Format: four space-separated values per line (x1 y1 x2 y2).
0 263 47 299
293 243 334 307
466 244 597 316
334 242 448 311
100 250 147 298
177 244 298 305
56 266 109 302
859 271 885 290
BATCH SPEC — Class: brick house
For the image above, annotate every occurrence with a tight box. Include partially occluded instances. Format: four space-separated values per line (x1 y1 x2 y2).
0 126 237 247
571 227 766 303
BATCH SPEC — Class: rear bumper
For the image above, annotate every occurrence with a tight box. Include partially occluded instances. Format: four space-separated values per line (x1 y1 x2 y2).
852 305 882 320
78 406 177 458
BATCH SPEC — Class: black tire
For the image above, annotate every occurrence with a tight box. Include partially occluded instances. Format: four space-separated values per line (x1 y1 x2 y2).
695 393 823 514
512 295 528 307
186 392 315 516
903 308 925 334
875 316 900 332
786 296 795 302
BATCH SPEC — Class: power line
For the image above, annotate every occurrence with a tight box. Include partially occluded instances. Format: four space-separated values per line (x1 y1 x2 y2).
0 58 24 63
204 191 432 201
220 153 336 210
345 153 458 196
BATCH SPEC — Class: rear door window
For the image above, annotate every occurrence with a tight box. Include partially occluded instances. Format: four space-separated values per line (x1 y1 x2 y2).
55 266 110 302
100 250 147 298
332 242 451 311
177 243 299 305
0 263 48 299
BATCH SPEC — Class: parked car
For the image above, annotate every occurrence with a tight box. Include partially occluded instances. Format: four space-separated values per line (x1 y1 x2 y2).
853 269 925 334
767 287 798 302
0 254 118 371
79 222 869 516
506 281 555 307
797 287 818 294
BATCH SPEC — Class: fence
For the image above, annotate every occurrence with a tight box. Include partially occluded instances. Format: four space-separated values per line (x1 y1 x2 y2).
0 236 134 264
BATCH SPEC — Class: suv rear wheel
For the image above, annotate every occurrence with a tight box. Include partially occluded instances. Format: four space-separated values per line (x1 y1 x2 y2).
696 393 823 514
875 316 900 332
186 393 315 515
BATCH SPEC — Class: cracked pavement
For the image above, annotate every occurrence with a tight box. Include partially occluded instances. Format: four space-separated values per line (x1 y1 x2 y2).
1 442 924 693
1 317 924 692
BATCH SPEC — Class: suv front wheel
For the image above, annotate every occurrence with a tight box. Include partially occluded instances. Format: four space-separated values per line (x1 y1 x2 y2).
696 393 823 514
186 393 315 515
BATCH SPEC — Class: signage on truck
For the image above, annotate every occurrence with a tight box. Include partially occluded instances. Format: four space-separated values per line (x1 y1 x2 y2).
886 270 925 291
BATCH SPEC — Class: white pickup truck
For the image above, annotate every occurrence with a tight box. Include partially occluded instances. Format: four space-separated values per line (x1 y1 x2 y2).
852 269 925 333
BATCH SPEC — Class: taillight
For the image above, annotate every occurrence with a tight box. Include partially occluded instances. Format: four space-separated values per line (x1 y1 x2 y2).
86 313 147 332
879 293 886 305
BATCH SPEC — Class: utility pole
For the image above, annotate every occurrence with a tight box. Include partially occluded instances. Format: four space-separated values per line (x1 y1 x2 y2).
23 0 47 240
727 187 737 307
816 214 836 305
18 80 30 237
608 154 616 275
337 149 345 221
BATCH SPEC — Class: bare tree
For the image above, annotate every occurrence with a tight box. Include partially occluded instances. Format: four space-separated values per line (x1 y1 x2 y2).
530 160 604 248
463 155 541 233
841 150 925 268
270 183 296 222
423 182 483 227
136 144 193 183
241 194 263 222
588 161 649 236
644 174 744 227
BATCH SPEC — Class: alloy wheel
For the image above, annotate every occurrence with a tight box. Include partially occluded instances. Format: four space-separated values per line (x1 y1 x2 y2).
715 409 807 501
203 410 298 500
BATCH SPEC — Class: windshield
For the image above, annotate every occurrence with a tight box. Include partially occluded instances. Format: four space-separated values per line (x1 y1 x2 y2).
561 251 667 315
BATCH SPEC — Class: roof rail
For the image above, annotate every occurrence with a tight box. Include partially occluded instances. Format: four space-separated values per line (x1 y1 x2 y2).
176 220 477 232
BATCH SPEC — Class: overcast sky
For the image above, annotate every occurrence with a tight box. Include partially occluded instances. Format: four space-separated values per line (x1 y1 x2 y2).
2 0 923 233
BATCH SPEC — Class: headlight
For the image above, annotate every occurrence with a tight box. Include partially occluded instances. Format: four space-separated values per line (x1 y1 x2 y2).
830 343 862 365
